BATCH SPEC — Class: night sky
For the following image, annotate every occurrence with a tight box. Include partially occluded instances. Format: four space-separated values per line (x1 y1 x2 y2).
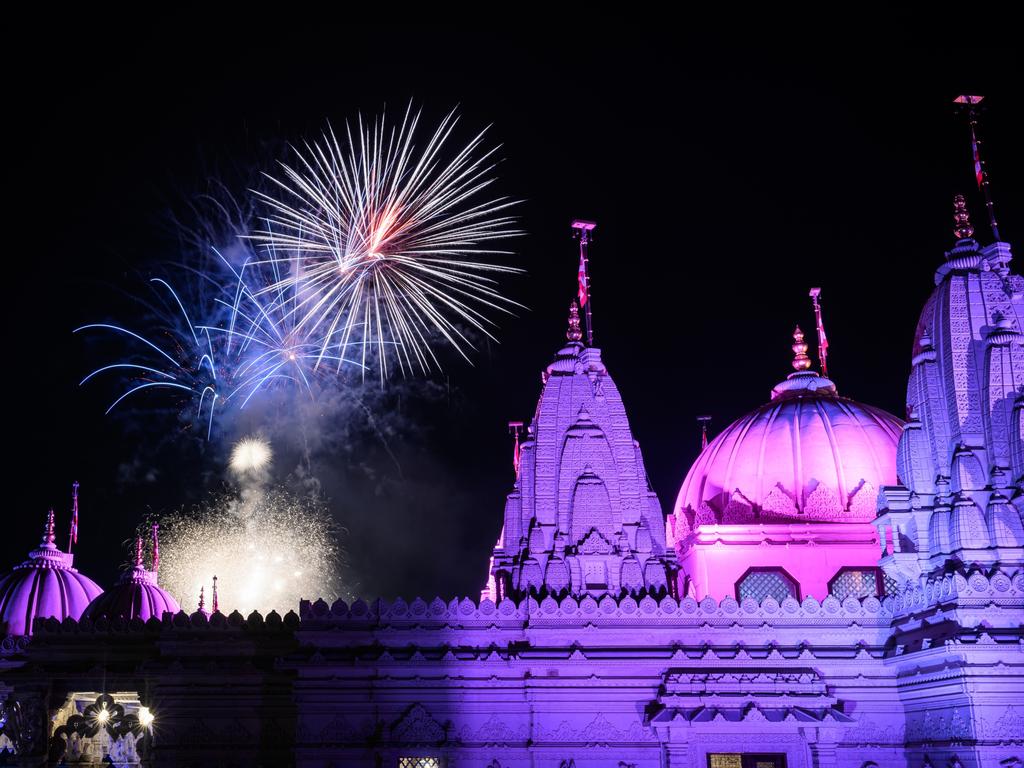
10 31 1022 602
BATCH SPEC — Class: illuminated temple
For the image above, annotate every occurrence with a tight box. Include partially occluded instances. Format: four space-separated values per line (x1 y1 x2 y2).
1 197 1023 765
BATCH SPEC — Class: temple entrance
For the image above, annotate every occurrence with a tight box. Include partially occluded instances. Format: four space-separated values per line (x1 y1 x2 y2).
707 754 787 768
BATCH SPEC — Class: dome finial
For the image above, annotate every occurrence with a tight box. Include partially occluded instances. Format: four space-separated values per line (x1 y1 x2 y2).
197 585 206 613
791 326 812 371
134 536 144 568
953 194 974 240
567 300 582 342
42 509 56 546
212 575 219 613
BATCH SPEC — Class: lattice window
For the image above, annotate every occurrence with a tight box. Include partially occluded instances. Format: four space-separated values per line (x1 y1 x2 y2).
736 569 797 602
882 572 899 596
829 568 881 600
708 755 742 768
398 759 441 768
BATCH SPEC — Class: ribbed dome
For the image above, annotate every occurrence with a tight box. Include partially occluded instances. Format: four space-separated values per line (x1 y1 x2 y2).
82 566 180 622
0 513 103 636
674 370 903 528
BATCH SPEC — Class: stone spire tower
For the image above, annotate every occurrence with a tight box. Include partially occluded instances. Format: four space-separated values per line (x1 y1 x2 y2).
877 196 1024 583
484 301 676 600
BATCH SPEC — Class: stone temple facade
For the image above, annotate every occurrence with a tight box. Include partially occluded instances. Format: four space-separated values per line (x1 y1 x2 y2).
0 198 1021 768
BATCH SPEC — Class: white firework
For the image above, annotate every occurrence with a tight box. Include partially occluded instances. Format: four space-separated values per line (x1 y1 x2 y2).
156 489 342 615
250 105 523 381
229 436 273 476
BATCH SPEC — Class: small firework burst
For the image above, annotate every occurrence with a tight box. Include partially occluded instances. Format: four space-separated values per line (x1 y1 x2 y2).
229 435 273 476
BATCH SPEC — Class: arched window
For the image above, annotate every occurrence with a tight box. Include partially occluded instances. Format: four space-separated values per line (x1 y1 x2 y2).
828 567 886 600
735 567 799 603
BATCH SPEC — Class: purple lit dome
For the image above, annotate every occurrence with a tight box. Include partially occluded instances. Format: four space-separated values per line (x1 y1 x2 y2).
673 341 903 532
0 512 103 636
82 535 180 622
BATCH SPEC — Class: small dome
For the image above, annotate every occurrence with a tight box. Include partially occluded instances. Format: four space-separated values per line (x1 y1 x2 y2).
0 512 103 636
82 568 180 622
675 370 903 526
82 534 180 622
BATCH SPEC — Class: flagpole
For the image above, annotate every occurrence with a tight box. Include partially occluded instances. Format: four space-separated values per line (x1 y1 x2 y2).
955 95 1001 241
571 219 596 347
809 287 829 378
68 481 79 553
508 421 524 476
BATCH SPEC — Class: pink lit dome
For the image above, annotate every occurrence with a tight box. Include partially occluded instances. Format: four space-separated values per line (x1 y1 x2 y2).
672 330 903 535
0 511 103 636
82 529 180 622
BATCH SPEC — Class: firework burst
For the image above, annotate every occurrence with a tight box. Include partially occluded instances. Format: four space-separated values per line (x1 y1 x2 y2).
154 487 342 615
250 105 523 381
77 106 522 436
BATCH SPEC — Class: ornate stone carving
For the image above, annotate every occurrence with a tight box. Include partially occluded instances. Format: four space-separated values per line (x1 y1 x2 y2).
390 703 447 746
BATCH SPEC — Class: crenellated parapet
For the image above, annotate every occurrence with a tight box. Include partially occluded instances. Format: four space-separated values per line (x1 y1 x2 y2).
28 608 301 636
297 592 895 635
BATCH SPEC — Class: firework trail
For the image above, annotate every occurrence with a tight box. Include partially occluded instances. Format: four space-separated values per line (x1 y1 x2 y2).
75 277 221 439
250 105 523 382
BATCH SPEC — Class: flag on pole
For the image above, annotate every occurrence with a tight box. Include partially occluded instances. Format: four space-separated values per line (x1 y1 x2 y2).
971 129 984 189
509 422 523 475
70 481 79 545
577 251 588 307
816 314 830 358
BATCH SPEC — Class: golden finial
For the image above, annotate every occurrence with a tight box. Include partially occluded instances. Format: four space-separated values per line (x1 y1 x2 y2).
953 194 974 239
567 300 582 342
791 325 812 371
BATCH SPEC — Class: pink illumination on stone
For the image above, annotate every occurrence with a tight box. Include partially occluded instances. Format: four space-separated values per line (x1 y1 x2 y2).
672 368 903 601
0 511 103 636
675 371 902 526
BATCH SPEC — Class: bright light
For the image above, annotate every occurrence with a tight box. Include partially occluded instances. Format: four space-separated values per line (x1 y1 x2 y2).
157 488 341 615
95 707 110 724
138 707 154 728
229 436 272 476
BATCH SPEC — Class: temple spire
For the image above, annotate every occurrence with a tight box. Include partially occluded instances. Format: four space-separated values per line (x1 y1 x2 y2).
212 575 219 613
791 325 812 371
953 194 974 240
134 536 144 568
808 287 830 377
571 219 596 346
954 95 1000 241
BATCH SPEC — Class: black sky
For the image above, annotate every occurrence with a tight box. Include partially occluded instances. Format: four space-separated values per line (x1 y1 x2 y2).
10 29 1022 600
